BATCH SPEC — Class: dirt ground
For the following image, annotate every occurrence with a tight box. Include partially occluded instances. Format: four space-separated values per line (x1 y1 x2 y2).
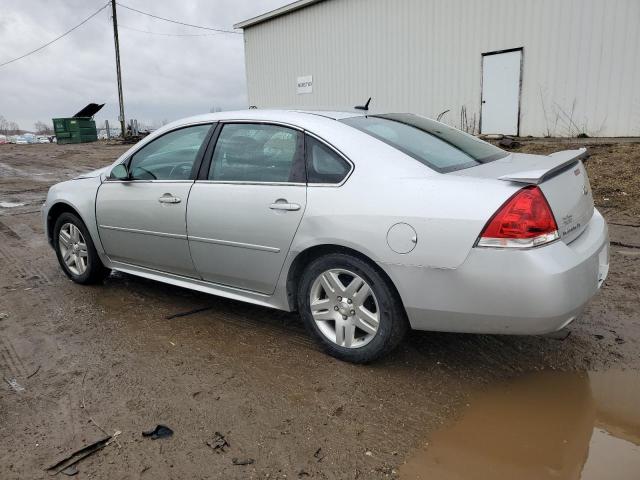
0 139 639 479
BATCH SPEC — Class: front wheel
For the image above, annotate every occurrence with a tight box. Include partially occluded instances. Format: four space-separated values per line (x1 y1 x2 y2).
53 212 110 284
298 253 408 363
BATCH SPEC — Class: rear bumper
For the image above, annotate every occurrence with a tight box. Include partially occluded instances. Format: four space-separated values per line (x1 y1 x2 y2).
382 209 609 335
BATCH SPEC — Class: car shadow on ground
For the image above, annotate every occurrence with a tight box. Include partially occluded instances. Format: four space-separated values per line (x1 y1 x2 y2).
101 270 619 377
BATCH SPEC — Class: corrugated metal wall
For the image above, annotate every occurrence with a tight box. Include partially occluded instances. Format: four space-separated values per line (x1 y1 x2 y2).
243 0 640 137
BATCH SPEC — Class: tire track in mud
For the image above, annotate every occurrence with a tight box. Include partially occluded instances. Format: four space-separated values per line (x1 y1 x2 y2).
0 220 52 288
0 335 29 378
0 161 95 184
0 162 28 177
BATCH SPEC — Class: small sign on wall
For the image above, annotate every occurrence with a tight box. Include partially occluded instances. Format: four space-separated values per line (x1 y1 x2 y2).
297 75 313 94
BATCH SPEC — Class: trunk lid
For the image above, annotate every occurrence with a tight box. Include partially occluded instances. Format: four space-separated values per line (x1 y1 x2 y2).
454 148 594 244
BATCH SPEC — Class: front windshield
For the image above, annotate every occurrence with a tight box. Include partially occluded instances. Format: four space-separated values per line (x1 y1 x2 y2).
340 114 508 173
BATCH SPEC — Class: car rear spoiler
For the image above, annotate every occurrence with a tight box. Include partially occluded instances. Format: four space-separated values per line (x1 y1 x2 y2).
498 148 588 185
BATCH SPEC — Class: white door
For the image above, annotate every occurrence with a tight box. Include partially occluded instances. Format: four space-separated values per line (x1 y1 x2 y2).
481 50 522 135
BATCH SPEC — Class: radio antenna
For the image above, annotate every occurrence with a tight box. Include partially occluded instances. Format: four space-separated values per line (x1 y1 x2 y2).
354 97 371 111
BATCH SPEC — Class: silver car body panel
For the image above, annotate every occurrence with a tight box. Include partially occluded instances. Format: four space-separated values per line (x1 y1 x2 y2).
95 181 197 277
492 149 587 184
43 175 109 265
73 166 110 179
454 148 594 244
384 209 608 334
109 260 284 310
187 182 307 294
42 110 609 335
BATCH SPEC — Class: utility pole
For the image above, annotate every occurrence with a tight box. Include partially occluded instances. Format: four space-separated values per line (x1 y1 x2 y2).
110 0 126 138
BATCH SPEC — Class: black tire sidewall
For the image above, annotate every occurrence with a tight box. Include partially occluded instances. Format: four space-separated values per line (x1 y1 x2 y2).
298 253 403 363
53 212 104 284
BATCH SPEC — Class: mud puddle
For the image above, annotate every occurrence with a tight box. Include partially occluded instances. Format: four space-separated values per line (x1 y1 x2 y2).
400 370 640 480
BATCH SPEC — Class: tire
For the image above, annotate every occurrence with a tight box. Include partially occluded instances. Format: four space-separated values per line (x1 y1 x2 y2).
298 253 408 363
53 212 110 284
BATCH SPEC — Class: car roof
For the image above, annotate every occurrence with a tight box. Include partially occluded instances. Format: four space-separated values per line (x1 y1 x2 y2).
165 109 366 130
289 110 366 120
123 109 372 163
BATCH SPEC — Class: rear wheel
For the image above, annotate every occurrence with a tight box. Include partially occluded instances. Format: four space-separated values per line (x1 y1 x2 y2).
53 212 110 284
298 253 408 363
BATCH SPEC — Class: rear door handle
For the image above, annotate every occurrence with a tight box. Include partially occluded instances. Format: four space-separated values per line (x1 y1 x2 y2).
269 201 301 211
158 194 181 204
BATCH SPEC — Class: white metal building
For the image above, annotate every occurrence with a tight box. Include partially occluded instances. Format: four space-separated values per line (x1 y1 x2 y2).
236 0 640 137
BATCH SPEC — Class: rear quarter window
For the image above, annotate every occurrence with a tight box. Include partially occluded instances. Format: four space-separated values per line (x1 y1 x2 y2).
305 135 351 184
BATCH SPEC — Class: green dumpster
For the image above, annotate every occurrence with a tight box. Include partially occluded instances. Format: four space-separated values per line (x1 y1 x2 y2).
52 103 104 144
53 118 98 144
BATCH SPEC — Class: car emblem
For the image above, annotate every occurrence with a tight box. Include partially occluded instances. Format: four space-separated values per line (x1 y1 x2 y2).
574 168 581 176
562 214 573 226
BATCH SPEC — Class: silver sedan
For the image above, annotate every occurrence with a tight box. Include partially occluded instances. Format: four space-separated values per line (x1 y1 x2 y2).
42 110 609 362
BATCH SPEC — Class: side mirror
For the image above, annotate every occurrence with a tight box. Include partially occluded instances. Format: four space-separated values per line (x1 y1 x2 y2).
109 164 129 180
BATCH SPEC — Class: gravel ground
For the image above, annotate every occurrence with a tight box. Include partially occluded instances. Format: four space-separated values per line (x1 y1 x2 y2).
0 140 638 479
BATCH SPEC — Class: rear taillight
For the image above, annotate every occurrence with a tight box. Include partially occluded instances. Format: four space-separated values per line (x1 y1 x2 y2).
477 186 559 248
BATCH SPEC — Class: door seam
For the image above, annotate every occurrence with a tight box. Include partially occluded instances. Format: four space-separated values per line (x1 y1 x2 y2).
184 181 205 280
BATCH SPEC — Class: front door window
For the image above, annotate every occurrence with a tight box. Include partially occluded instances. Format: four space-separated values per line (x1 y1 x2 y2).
129 124 211 180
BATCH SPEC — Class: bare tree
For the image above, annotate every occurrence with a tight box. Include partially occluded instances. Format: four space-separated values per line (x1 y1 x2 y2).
0 115 10 136
34 121 53 135
0 116 21 135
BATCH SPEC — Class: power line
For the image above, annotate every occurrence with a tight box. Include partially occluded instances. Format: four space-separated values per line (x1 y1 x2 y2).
118 23 227 37
0 2 110 69
115 2 242 34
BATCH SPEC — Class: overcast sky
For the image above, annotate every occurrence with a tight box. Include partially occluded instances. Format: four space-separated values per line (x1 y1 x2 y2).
0 0 290 131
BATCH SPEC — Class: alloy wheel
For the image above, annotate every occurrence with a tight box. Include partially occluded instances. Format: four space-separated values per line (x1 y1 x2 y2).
58 223 88 276
309 268 380 348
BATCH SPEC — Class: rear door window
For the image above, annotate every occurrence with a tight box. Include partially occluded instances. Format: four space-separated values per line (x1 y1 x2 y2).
209 123 304 183
340 114 507 173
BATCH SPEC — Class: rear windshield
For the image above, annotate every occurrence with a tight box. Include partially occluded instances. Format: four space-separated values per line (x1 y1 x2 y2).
340 114 508 173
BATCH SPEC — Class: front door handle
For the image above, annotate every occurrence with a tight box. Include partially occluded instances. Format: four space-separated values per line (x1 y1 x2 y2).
269 200 301 211
158 194 181 204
